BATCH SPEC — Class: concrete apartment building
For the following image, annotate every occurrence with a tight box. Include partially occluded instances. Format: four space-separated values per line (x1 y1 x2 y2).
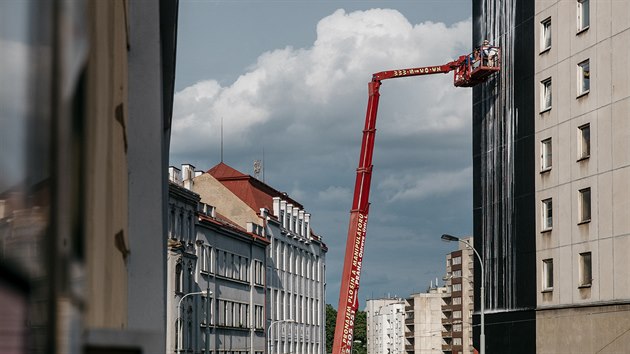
366 298 405 354
442 238 474 354
534 1 630 352
166 173 269 353
475 0 630 352
0 0 179 353
172 162 327 354
403 287 448 354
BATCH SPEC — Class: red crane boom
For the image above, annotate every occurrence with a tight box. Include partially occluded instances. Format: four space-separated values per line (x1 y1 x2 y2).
332 48 500 354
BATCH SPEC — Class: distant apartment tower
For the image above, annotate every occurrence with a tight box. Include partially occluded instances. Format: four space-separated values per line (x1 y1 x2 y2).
166 173 269 353
442 237 474 354
403 287 448 354
366 298 405 354
534 1 630 352
186 162 327 354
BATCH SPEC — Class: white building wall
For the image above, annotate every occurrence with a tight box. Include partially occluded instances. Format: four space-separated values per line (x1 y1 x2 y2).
406 288 447 354
535 0 630 309
366 298 406 354
535 1 630 352
268 196 327 354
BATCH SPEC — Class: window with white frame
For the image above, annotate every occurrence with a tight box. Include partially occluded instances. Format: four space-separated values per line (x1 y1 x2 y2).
579 188 591 223
453 269 462 277
578 123 590 160
254 260 265 285
542 198 553 231
255 305 264 329
577 0 589 32
452 297 462 305
541 78 552 111
578 59 590 96
541 17 551 52
453 338 462 346
452 283 462 292
452 256 462 265
542 259 554 291
199 244 211 273
453 310 462 319
453 323 462 332
541 138 552 171
579 252 592 286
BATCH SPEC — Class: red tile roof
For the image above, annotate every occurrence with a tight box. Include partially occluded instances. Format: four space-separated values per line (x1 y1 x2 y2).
207 162 303 213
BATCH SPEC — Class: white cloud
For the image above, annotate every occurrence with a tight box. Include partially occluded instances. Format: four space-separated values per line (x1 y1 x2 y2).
318 185 352 203
379 166 472 202
171 9 472 159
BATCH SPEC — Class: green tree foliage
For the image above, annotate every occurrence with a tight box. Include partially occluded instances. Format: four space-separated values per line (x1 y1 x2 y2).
353 310 367 354
325 304 337 354
325 304 367 354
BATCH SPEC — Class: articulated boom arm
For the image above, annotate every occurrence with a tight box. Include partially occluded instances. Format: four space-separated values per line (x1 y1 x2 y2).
371 57 465 82
332 51 500 354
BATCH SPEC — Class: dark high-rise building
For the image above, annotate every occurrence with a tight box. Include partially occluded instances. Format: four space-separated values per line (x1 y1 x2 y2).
472 0 537 352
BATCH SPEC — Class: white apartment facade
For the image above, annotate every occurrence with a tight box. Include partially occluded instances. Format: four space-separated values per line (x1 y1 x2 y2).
534 0 630 352
366 298 406 354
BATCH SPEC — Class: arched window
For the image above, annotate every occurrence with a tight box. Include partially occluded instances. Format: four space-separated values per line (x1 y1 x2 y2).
175 262 183 293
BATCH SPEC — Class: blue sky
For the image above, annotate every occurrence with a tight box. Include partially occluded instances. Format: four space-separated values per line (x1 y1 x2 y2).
171 0 473 308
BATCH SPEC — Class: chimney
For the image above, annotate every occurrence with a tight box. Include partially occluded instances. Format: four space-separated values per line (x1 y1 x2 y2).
298 210 305 237
168 166 182 185
272 197 281 218
292 208 299 238
194 171 203 178
181 164 195 190
304 213 311 240
286 204 293 232
280 200 287 229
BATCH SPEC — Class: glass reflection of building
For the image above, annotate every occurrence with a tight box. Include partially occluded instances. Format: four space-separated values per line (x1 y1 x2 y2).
0 1 179 353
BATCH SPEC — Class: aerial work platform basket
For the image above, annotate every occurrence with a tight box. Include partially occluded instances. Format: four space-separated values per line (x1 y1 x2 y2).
454 45 501 87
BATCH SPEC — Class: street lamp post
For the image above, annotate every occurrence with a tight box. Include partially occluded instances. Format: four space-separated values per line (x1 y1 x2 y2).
267 319 295 354
441 234 485 354
176 290 212 353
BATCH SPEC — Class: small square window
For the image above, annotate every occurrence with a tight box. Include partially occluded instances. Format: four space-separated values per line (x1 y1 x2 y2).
578 60 590 96
577 0 590 33
579 188 591 223
541 78 552 112
542 198 553 231
541 18 552 52
578 123 590 160
543 259 554 291
579 252 592 287
541 138 552 171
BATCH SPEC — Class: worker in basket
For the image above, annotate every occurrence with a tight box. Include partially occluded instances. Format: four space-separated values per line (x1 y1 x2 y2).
481 39 498 67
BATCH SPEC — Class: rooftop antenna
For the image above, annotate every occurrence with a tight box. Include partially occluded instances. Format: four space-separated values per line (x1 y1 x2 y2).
262 146 265 182
253 160 261 180
220 116 224 162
